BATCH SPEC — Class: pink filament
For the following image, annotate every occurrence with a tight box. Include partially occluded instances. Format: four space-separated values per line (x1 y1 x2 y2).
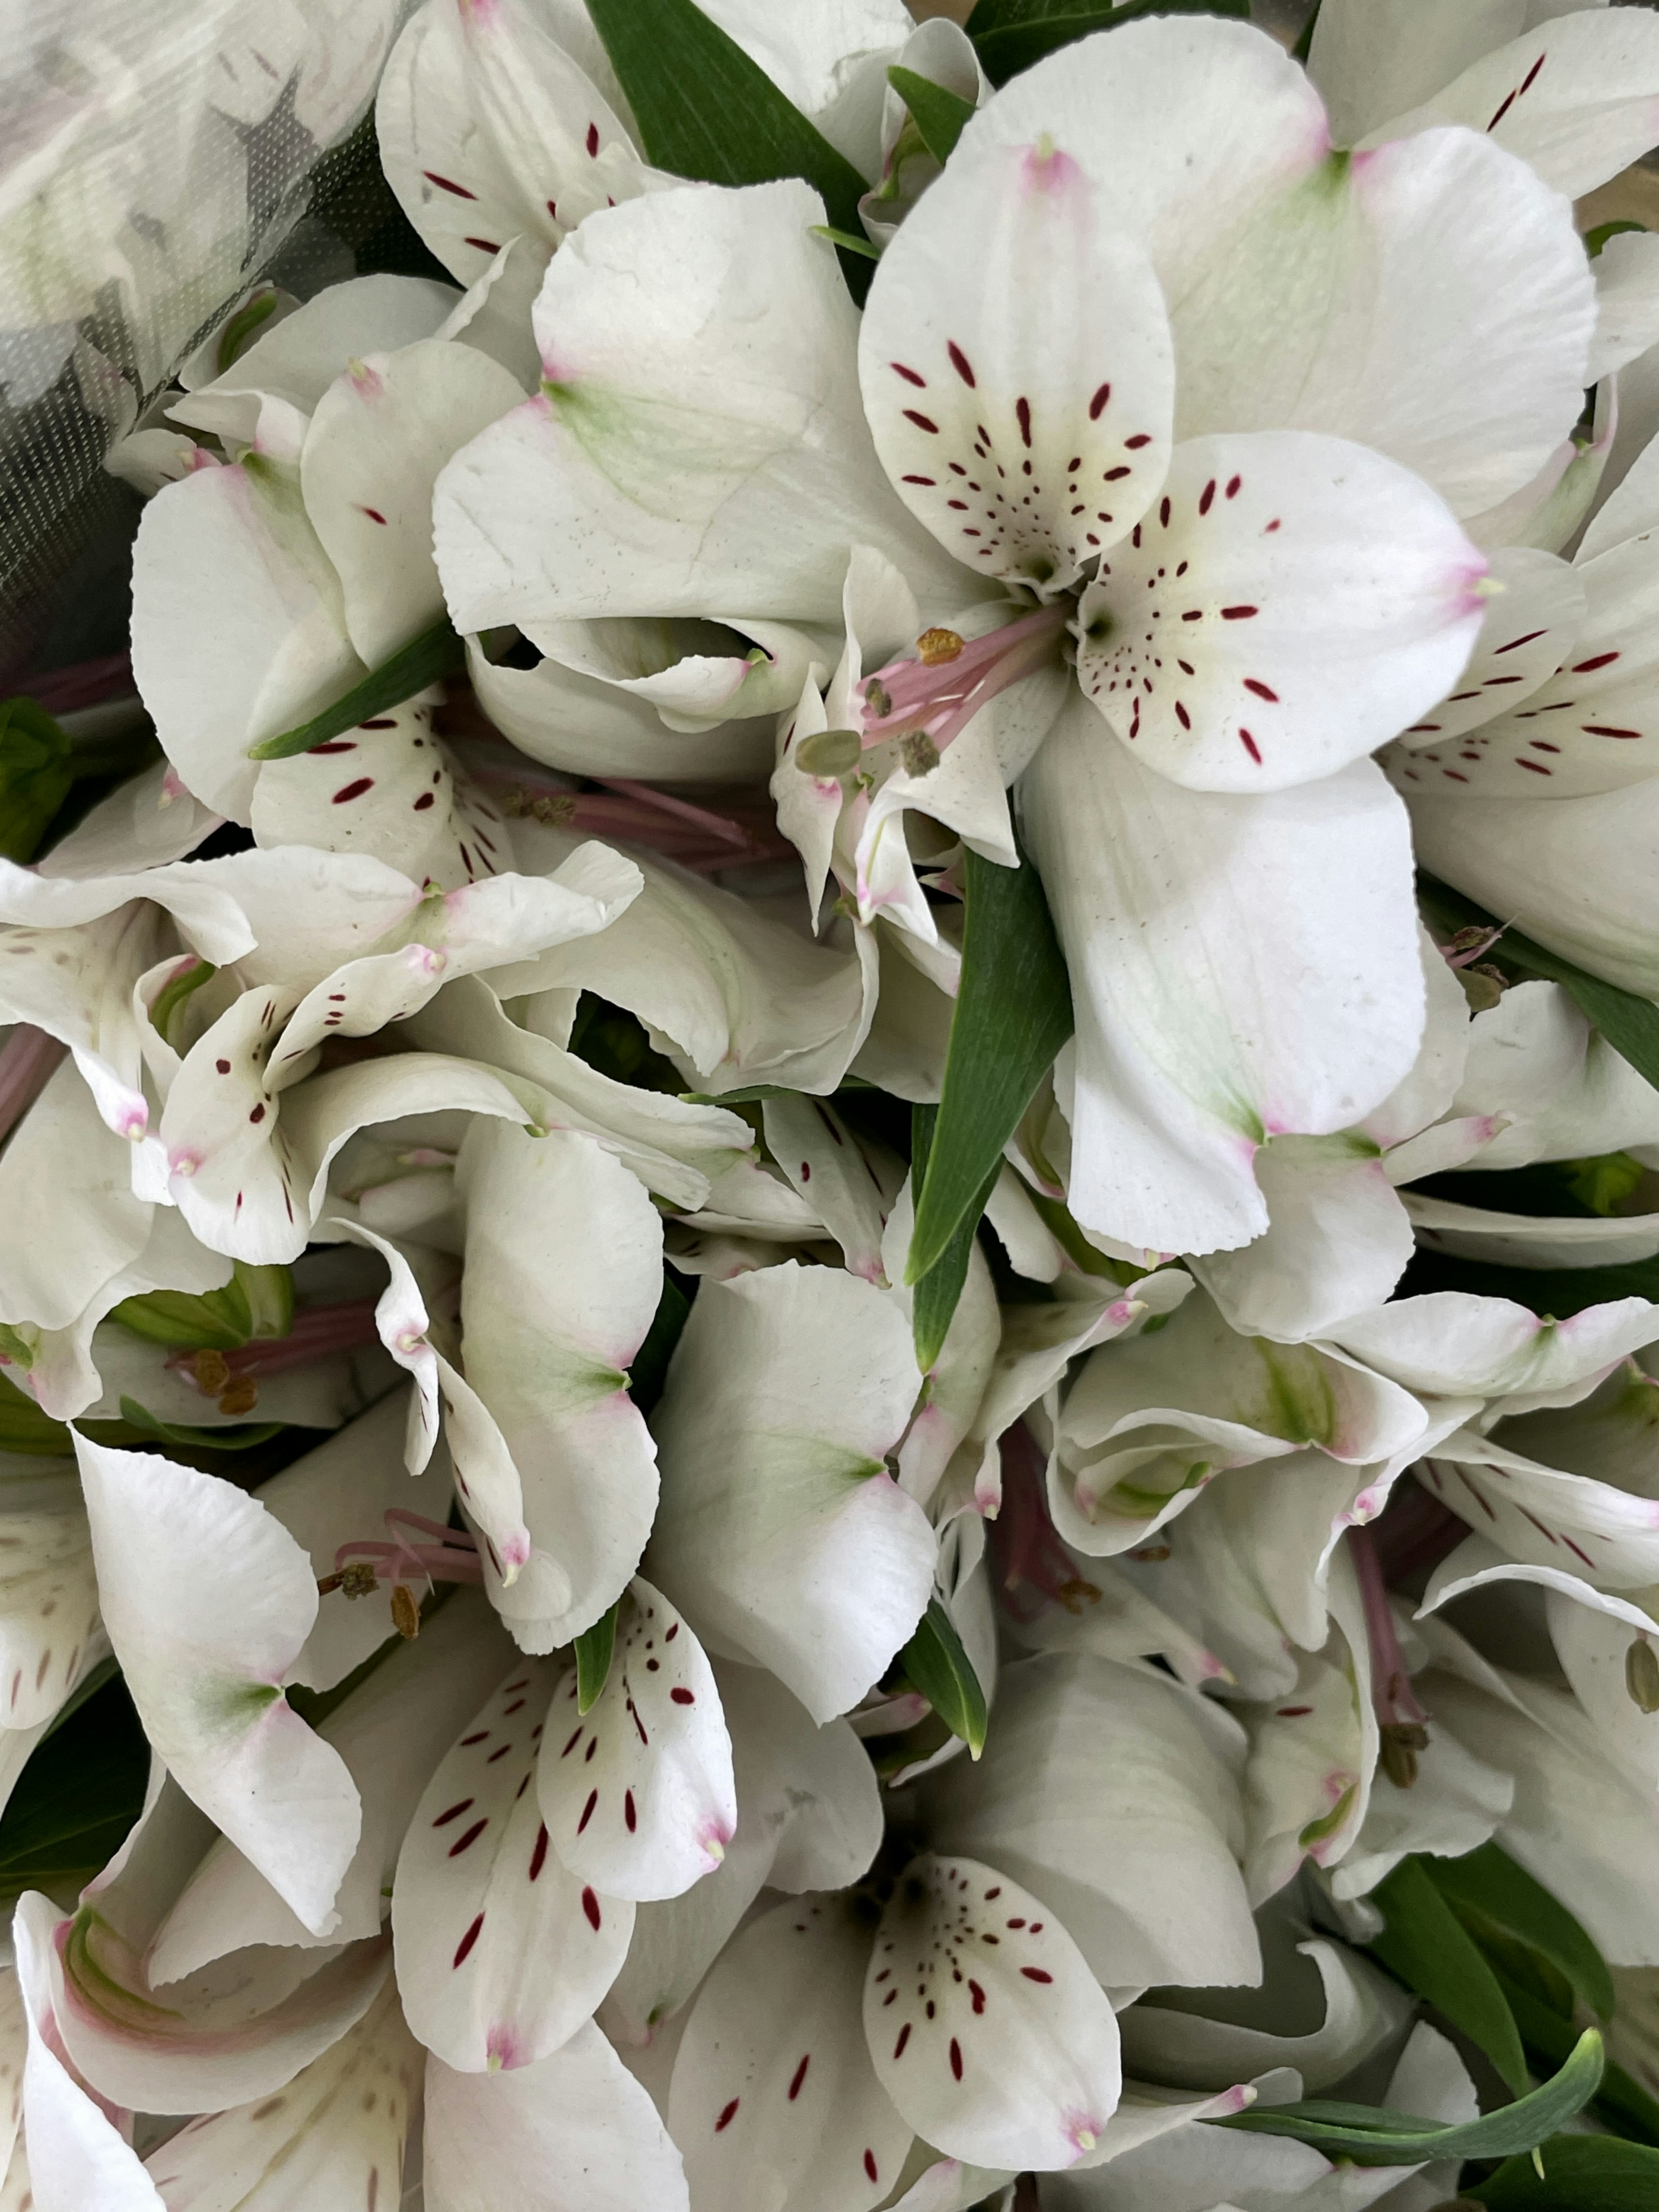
335 1508 484 1586
860 604 1068 758
166 1298 382 1387
0 1025 67 1145
990 1421 1095 1626
1348 1524 1429 1729
454 745 793 871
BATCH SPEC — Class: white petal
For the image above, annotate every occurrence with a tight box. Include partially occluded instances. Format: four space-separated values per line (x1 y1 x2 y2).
761 1094 890 1284
1189 1140 1414 1345
538 1578 736 1902
1385 8 1659 199
434 181 967 636
866 1853 1121 2172
0 906 162 1144
1387 541 1586 760
131 458 362 821
648 1263 934 1723
141 1978 420 2210
603 1662 882 2042
1308 0 1525 145
921 1653 1257 1993
967 17 1594 517
1405 1192 1659 1269
458 1124 663 1646
376 0 640 287
1330 1291 1659 1411
670 1894 912 2212
12 1894 163 2212
147 1590 512 1982
167 273 458 459
72 1436 360 1937
0 1062 149 1334
302 339 525 664
1022 698 1424 1255
1077 431 1485 791
1588 229 1659 388
392 1659 633 2070
859 136 1172 593
1421 1428 1659 1589
0 1499 99 1733
423 2022 688 2212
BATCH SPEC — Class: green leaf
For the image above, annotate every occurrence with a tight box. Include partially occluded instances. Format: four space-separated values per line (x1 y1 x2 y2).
966 0 1250 87
574 1603 619 1714
907 845 1072 1287
1424 1841 1616 2022
887 65 976 166
1470 2133 1659 2206
1586 219 1647 259
629 1274 692 1417
585 0 871 291
246 617 465 760
0 698 73 864
1491 1961 1659 2148
115 1397 287 1452
899 1598 988 1757
1368 1856 1529 2094
0 1669 149 1895
909 1105 996 1371
1211 2028 1603 2167
1421 875 1659 1099
0 1372 73 1457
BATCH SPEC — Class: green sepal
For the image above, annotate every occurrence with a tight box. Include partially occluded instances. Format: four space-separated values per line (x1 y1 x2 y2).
584 0 872 296
0 698 73 864
246 616 464 760
1423 1840 1616 2022
574 1603 620 1714
966 0 1250 87
909 1104 996 1372
1368 1855 1529 2094
907 844 1072 1286
1469 2132 1659 2206
886 65 976 166
899 1597 988 1757
115 1397 286 1452
1209 2028 1603 2167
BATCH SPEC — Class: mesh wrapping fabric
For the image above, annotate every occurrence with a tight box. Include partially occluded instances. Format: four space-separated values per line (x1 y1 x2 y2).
0 0 420 678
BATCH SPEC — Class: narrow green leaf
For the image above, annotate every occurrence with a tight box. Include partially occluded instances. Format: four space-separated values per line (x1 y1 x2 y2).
116 1398 287 1452
966 0 1250 87
1492 1960 1659 2147
1369 1856 1529 2094
629 1275 692 1417
899 1598 988 1757
247 617 464 760
907 845 1072 1286
1212 2029 1603 2166
1469 2132 1659 2206
574 1604 619 1714
585 0 870 287
0 698 73 864
1425 1840 1616 2022
909 1105 996 1371
1420 875 1659 1099
146 957 218 1050
887 66 976 166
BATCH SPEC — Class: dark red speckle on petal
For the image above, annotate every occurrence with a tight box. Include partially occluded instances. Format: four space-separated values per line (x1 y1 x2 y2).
333 778 375 803
582 1886 602 1930
949 2037 964 2080
894 2023 911 2059
453 1913 485 1967
1220 606 1258 621
903 410 940 433
413 792 436 811
529 1824 549 1881
464 238 501 254
671 1687 696 1705
423 171 476 199
1243 679 1278 701
360 506 388 525
947 342 976 387
788 2054 810 2100
1021 1967 1054 1984
1240 730 1262 763
715 2098 739 2133
448 1818 489 1857
432 1799 474 1828
864 2152 879 2184
1225 474 1242 498
1124 434 1150 450
1088 382 1111 420
624 1789 637 1832
586 122 601 157
248 1103 266 1124
891 362 926 387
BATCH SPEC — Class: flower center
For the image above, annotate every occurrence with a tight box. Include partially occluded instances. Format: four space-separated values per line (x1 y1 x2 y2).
858 604 1069 765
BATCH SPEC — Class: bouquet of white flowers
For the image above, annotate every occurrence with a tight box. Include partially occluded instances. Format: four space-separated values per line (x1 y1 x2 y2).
4 0 1659 2203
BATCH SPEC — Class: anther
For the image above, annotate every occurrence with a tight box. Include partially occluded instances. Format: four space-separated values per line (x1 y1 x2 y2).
1627 1634 1659 1713
916 627 965 666
899 732 940 777
795 728 862 776
1379 1720 1430 1789
190 1349 231 1395
391 1584 421 1639
217 1376 260 1417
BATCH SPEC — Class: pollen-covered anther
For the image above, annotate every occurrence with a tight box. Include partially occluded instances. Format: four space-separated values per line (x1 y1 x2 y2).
900 731 941 777
1626 1634 1659 1713
794 728 863 777
216 1376 260 1417
916 628 965 666
391 1583 422 1640
189 1349 232 1395
318 1560 381 1600
1379 1719 1430 1790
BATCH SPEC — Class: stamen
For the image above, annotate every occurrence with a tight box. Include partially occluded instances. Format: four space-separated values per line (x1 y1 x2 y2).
990 1423 1104 1624
169 1298 381 1391
859 605 1068 763
1348 1525 1430 1786
1627 1634 1659 1713
0 1025 68 1147
391 1584 422 1640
